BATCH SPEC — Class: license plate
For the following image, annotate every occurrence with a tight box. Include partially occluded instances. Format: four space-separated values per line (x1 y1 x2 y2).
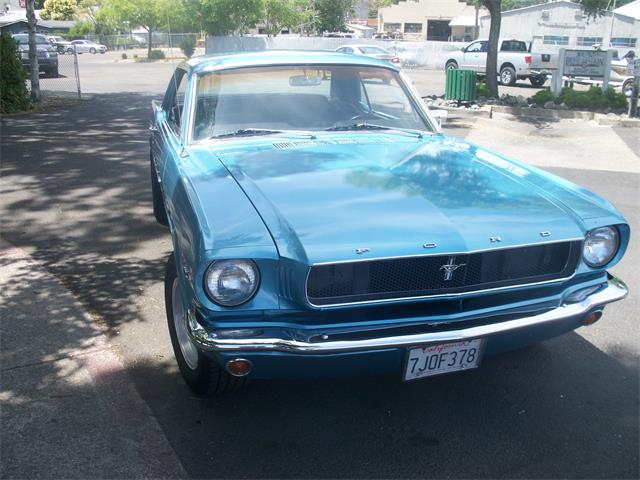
403 339 484 381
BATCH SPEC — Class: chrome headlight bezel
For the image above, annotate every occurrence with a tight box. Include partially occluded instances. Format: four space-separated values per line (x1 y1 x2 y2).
204 259 260 307
583 226 620 268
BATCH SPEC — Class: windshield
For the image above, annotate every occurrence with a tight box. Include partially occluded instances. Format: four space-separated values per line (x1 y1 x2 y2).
193 65 432 140
13 34 49 45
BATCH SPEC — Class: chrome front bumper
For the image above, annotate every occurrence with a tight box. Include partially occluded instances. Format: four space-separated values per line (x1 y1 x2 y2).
187 275 628 354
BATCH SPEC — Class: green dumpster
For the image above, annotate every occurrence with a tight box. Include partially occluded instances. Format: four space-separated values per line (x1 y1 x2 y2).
445 69 477 102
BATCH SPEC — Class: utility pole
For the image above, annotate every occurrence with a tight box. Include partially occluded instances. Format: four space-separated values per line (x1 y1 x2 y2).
26 0 40 102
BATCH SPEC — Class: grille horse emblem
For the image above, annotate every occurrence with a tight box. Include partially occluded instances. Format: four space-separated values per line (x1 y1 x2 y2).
439 256 466 281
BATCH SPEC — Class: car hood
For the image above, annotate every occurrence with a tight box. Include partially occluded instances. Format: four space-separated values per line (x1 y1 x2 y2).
210 134 611 264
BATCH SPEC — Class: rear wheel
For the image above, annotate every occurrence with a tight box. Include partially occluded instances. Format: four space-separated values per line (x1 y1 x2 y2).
445 61 458 71
165 254 247 396
500 65 517 86
529 74 547 87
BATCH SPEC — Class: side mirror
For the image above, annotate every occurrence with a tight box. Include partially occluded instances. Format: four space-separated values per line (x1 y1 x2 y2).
461 47 466 52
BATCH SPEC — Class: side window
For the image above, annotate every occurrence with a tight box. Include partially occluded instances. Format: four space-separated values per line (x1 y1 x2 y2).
480 41 488 52
165 70 187 134
466 42 482 53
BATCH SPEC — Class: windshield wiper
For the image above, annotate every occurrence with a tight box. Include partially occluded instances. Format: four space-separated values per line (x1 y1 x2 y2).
210 128 283 139
324 123 424 138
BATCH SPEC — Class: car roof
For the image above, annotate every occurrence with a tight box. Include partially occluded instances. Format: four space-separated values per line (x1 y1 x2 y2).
184 50 398 75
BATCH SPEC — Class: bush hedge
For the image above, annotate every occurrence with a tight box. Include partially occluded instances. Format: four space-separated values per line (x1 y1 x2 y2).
531 86 627 111
148 49 165 60
180 37 195 58
0 34 31 114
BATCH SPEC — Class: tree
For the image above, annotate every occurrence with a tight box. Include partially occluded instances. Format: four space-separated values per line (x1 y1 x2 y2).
0 34 31 113
368 0 393 18
185 0 263 36
263 0 300 36
101 0 182 57
39 0 77 20
26 0 40 102
313 0 354 33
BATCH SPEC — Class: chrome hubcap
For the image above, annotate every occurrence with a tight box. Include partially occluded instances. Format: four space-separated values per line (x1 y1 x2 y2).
172 278 199 370
502 71 512 83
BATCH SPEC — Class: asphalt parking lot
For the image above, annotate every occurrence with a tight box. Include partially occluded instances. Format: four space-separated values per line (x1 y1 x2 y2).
1 54 638 478
41 50 546 98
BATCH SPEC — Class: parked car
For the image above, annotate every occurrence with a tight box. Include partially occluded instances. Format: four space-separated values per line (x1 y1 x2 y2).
445 38 548 87
336 44 401 67
150 51 629 396
47 35 72 54
70 39 107 54
12 33 58 77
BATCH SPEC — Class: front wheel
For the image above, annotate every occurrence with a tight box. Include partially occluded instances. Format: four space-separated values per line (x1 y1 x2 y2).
165 254 247 396
89 47 96 54
529 74 547 87
500 66 517 86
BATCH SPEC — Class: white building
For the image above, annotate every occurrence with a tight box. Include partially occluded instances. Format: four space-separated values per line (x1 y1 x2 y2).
479 1 639 55
378 0 487 42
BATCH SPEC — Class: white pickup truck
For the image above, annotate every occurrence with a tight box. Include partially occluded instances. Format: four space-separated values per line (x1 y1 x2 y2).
445 39 548 87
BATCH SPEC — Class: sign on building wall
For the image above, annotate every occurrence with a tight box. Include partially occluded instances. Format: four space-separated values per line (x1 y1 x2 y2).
627 58 640 77
563 49 608 77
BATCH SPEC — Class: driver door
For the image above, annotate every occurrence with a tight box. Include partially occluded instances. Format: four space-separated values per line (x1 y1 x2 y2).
461 41 487 70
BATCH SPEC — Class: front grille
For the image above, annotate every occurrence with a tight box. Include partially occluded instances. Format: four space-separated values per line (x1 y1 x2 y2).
306 241 582 306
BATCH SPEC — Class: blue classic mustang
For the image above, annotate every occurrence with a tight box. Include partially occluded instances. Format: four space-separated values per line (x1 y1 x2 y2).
150 51 629 395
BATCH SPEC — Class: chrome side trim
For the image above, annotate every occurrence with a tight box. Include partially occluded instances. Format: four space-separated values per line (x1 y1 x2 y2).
304 239 583 308
187 275 627 354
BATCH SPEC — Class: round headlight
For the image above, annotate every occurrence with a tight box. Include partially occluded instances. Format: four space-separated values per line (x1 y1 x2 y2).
583 226 619 267
204 259 259 306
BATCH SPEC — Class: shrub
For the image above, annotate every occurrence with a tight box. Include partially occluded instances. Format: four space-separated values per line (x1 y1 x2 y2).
476 81 490 98
531 89 554 106
180 36 195 58
0 34 31 114
530 86 628 111
121 52 127 59
148 49 165 60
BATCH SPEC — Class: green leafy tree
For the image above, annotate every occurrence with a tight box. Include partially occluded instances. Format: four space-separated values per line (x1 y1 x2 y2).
313 0 354 33
263 0 300 36
68 20 95 37
101 0 182 57
39 0 78 20
185 0 263 36
0 34 31 113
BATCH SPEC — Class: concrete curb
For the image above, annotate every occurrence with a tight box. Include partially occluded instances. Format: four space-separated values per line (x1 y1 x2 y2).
435 104 640 127
0 239 188 479
491 105 595 120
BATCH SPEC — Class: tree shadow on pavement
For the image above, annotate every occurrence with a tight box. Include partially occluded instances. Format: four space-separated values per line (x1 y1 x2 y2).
1 92 170 335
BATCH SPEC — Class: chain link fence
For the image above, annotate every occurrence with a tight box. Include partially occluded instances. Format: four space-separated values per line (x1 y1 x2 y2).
36 50 82 99
85 33 200 52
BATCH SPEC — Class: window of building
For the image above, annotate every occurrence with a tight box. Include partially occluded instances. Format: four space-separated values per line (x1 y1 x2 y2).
427 20 451 41
404 23 422 33
543 35 569 45
541 10 550 20
384 23 401 32
610 37 637 47
577 36 603 46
